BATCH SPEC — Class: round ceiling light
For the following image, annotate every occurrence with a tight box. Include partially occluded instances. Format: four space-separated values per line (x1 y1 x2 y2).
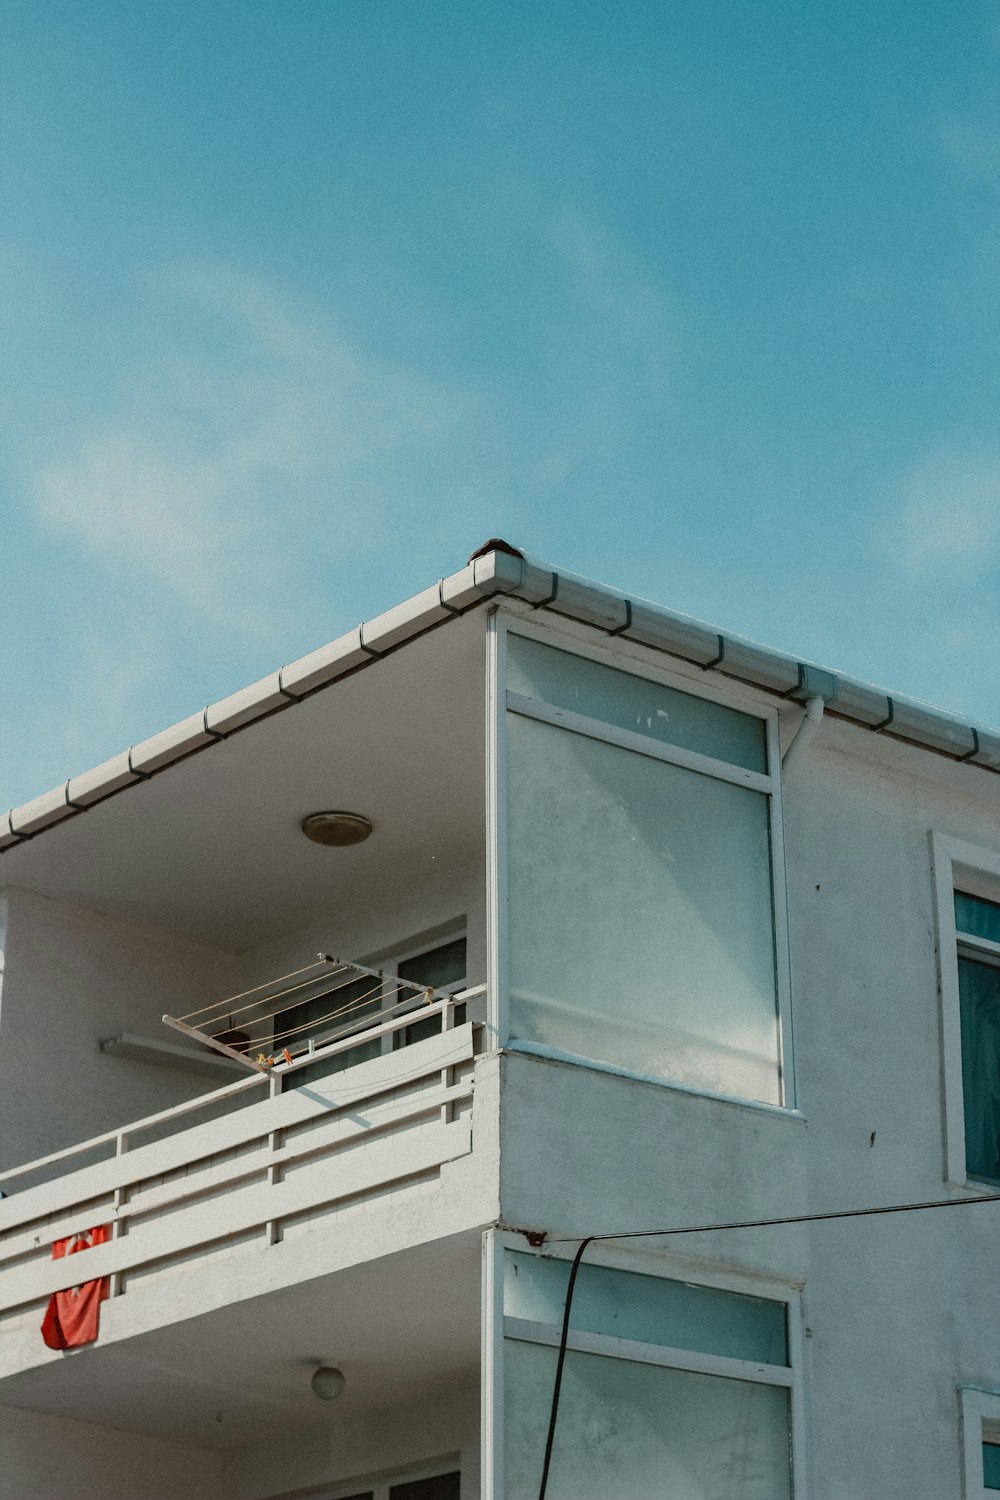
310 1365 346 1401
301 811 373 847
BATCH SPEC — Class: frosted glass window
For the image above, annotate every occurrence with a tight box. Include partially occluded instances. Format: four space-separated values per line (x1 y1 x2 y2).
984 1442 1000 1490
956 891 1000 944
507 712 781 1104
504 1341 792 1500
958 956 1000 1183
505 1251 787 1365
507 634 768 773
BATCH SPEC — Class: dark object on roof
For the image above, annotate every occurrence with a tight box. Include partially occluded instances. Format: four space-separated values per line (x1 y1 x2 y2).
467 538 525 563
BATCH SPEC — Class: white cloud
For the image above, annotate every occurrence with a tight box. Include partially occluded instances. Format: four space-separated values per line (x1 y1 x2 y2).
35 266 460 635
893 448 1000 577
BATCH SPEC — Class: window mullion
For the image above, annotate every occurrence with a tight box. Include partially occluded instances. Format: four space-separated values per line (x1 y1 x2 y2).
958 933 1000 964
502 1315 794 1387
506 690 774 794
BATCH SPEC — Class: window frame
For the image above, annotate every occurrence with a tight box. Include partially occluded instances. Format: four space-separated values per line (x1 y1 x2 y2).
385 932 469 1052
487 607 796 1111
930 831 1000 1187
315 1458 465 1500
960 1386 1000 1498
481 1228 808 1500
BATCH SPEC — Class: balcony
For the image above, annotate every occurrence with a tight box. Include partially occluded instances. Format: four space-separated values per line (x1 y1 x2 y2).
0 986 492 1389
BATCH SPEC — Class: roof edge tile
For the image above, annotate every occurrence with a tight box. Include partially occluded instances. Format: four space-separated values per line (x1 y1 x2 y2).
4 544 1000 850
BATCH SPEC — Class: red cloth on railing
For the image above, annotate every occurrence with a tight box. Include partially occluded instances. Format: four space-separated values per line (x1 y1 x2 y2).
40 1225 111 1350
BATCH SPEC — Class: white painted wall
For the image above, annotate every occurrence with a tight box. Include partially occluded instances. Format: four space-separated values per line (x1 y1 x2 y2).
0 1402 232 1499
782 720 1000 1499
230 1378 480 1500
231 849 487 1000
0 888 238 1171
495 708 1000 1499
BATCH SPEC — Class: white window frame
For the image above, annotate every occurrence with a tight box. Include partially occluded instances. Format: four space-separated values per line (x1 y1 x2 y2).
377 930 469 1055
960 1386 1000 1498
481 1228 807 1500
929 831 1000 1187
486 606 796 1111
315 1456 466 1500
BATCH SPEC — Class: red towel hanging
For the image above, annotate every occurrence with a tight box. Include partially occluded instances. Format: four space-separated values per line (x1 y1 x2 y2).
40 1225 111 1350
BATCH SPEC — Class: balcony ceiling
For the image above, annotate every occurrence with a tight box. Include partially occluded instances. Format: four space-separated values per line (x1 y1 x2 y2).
0 616 485 951
0 1230 482 1452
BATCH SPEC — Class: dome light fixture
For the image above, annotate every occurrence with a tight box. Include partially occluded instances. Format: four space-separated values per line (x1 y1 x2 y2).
301 812 373 847
310 1365 346 1401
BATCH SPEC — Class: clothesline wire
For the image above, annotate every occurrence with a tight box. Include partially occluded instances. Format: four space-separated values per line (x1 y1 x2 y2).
186 977 441 1060
178 956 449 1030
205 968 385 1036
178 960 331 1023
269 984 429 1054
236 979 419 1054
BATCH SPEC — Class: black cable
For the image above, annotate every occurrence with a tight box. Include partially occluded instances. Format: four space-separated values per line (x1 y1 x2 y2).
536 1188 1000 1500
536 1235 593 1500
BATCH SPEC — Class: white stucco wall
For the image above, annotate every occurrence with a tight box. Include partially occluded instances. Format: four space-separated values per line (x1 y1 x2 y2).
781 719 1000 1499
0 888 238 1171
0 1402 232 1499
499 713 1000 1498
492 706 1000 1499
232 849 487 1002
231 1379 480 1500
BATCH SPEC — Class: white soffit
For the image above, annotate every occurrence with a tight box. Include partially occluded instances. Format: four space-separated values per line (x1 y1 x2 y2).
0 616 486 948
3 543 1000 858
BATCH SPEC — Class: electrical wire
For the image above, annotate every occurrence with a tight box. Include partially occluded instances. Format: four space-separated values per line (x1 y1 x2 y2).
535 1188 1000 1500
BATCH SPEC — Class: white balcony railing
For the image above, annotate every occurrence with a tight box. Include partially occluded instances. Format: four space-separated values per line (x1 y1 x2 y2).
0 988 483 1332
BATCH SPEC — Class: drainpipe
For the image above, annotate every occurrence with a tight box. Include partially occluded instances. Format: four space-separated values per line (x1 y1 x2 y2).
782 694 825 777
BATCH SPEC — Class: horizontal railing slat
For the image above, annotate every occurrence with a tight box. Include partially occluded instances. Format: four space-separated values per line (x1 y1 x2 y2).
0 1076 473 1265
0 989 484 1192
0 1026 474 1235
4 1121 472 1305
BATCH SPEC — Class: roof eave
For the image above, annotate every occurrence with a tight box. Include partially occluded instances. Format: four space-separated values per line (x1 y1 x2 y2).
3 545 998 852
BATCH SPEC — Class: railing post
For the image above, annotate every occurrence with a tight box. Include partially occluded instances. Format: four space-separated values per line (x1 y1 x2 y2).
109 1132 129 1298
441 995 454 1124
266 1070 282 1246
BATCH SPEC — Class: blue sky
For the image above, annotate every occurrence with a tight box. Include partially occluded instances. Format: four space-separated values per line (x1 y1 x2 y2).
1 0 998 809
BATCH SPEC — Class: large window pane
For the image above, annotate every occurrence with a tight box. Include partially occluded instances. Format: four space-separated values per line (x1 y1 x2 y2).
507 713 781 1104
505 1252 787 1366
955 890 1000 944
504 1341 791 1500
507 634 768 773
958 956 1000 1183
984 1442 1000 1490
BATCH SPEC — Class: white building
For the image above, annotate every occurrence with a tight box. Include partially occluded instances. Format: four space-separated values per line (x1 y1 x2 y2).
0 539 998 1499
